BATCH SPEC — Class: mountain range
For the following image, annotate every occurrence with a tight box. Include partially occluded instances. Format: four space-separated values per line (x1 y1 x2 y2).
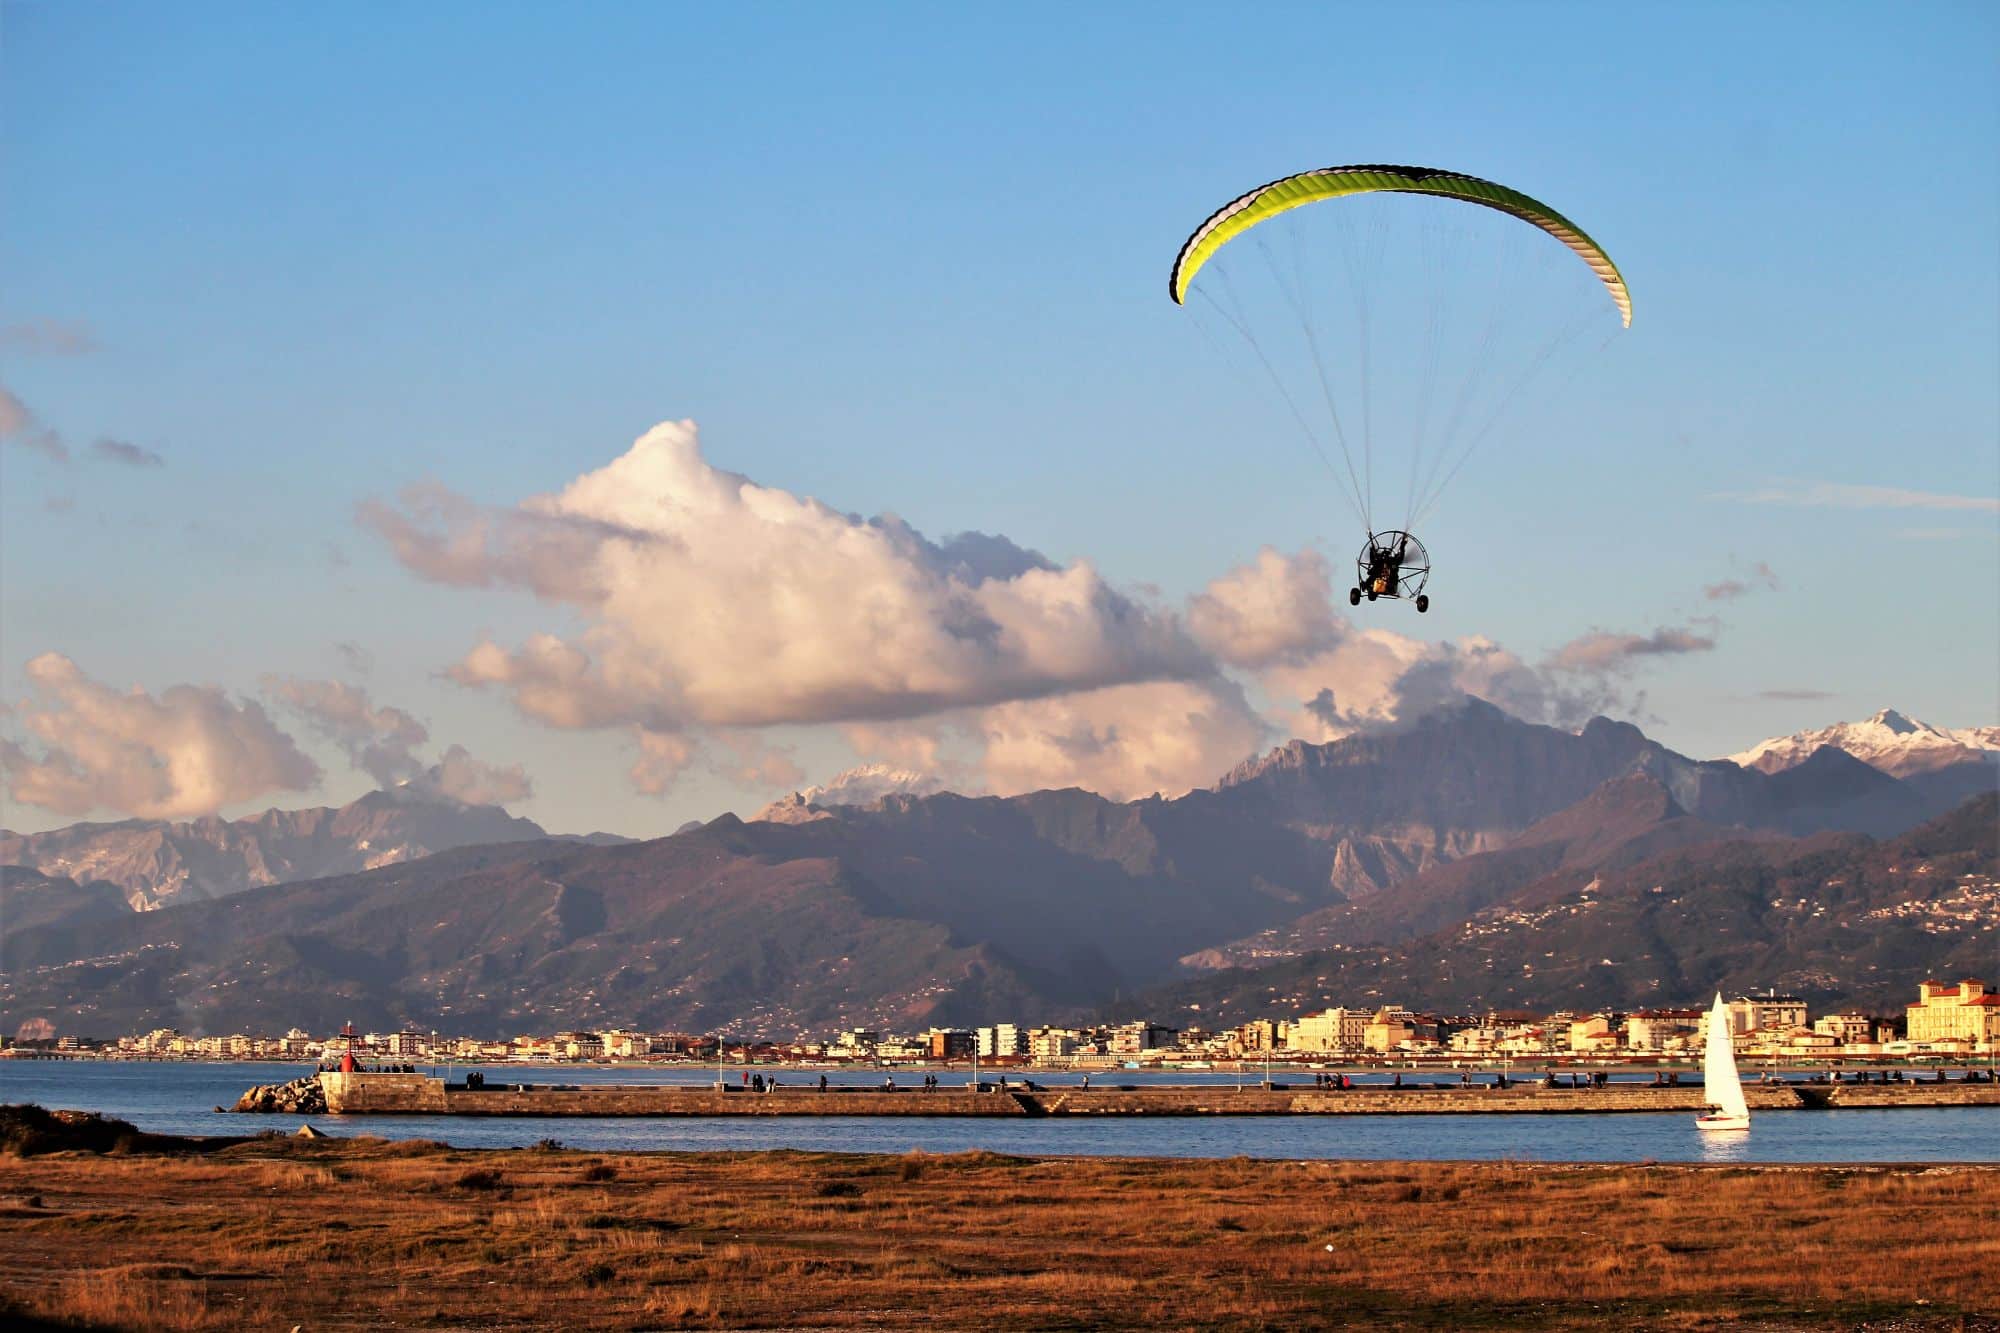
0 785 623 912
3 702 1993 1038
1140 791 1997 1026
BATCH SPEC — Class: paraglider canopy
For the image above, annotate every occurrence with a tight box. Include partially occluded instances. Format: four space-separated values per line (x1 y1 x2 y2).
1168 162 1630 591
1169 164 1631 327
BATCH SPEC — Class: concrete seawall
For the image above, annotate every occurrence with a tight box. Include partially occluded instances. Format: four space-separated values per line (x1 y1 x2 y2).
305 1072 2000 1117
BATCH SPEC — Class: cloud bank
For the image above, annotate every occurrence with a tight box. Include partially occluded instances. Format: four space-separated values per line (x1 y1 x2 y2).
2 654 320 820
365 420 1728 803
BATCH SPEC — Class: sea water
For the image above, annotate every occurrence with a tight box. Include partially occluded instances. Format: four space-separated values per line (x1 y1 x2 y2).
3 1061 1994 1164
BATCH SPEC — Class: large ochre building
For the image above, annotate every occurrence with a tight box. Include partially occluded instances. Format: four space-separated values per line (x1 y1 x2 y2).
1906 979 2000 1046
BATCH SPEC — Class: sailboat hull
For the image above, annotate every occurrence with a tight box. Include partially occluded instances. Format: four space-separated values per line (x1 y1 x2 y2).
1695 1113 1750 1132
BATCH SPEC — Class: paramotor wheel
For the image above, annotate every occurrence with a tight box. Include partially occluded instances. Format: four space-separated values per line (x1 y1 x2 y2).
1416 594 1430 613
1348 587 1361 606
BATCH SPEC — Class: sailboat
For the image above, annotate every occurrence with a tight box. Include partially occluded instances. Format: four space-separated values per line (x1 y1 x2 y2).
1696 992 1751 1131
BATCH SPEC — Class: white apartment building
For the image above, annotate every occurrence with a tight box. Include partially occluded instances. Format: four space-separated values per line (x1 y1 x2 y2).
1290 1007 1371 1053
977 1024 1025 1058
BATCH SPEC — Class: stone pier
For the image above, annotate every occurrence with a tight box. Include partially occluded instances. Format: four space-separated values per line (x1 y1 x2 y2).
288 1072 2000 1117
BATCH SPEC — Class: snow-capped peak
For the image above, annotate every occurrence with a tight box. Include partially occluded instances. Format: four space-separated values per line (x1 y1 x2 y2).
1726 709 2000 777
753 764 947 823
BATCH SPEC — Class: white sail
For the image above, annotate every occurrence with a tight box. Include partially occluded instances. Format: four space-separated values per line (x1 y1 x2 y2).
1701 992 1750 1124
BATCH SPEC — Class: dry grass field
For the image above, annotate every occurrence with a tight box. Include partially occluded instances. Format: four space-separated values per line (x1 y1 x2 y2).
0 1128 1995 1330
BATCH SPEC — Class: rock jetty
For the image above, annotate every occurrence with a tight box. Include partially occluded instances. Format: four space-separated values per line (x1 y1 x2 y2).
233 1074 327 1114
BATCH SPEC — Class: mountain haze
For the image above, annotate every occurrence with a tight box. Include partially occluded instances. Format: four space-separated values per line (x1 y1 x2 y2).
0 786 612 911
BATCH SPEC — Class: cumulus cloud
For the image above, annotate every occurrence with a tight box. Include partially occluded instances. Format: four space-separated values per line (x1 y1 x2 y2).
1188 547 1340 668
974 678 1269 801
1259 629 1620 741
266 677 430 786
375 420 1207 734
406 744 534 806
0 319 95 356
629 729 698 796
89 437 164 467
366 419 1742 803
1 654 320 820
1715 481 1999 514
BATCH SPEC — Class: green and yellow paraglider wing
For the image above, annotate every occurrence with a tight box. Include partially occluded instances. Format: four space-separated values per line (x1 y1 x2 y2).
1168 165 1632 328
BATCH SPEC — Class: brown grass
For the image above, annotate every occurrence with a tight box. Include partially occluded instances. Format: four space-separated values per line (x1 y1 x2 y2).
0 1141 1994 1330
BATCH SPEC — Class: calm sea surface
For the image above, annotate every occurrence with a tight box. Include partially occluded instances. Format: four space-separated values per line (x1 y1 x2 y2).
4 1061 1995 1164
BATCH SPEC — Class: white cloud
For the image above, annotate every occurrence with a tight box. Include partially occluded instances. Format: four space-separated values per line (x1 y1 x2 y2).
1715 481 1999 514
267 677 430 785
2 654 320 819
1188 547 1340 668
407 744 533 806
374 420 1207 734
629 729 698 796
365 418 1741 804
974 678 1269 801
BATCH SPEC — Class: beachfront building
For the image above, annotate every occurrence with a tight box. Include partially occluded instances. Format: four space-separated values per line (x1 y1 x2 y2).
1110 1022 1179 1056
1626 1009 1703 1051
1447 1026 1499 1056
1290 1007 1370 1053
1363 1008 1420 1054
1907 979 2000 1046
1234 1019 1284 1052
599 1030 651 1059
1813 1012 1872 1046
1030 1028 1079 1062
927 1029 974 1060
1567 1015 1619 1054
977 1024 1024 1059
1731 992 1808 1036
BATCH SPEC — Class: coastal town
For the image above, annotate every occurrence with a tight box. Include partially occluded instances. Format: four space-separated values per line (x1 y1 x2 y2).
12 977 1997 1068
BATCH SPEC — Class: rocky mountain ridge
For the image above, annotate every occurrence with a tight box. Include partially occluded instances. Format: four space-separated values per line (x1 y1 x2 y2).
0 786 555 910
5 700 1992 1036
1143 794 1998 1024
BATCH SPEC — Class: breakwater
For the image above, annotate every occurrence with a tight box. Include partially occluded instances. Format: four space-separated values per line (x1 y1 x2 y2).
263 1071 2000 1117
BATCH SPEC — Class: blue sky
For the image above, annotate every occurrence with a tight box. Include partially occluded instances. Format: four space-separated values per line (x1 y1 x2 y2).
3 3 1995 836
